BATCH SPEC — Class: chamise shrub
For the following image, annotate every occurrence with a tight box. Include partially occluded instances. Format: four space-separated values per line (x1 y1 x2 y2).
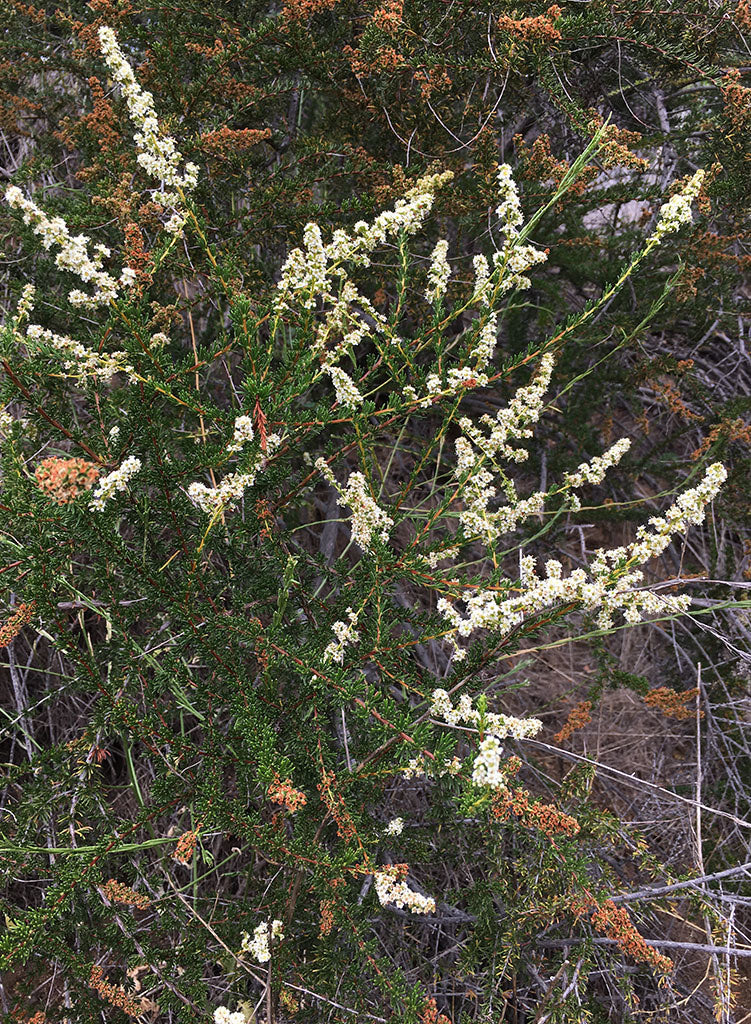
0 12 749 1024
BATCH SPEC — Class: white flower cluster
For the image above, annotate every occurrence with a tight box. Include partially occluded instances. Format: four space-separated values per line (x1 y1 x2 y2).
472 254 491 305
98 26 198 215
396 168 548 410
496 164 524 236
627 460 726 563
438 461 726 650
188 434 281 515
314 280 384 357
324 365 363 410
563 437 632 488
314 461 393 553
4 186 136 309
493 165 548 293
495 244 549 296
188 471 254 514
313 456 337 486
450 354 554 544
240 919 284 964
374 865 435 914
650 170 705 245
469 311 498 369
426 544 460 568
226 414 254 454
15 283 36 321
213 1008 245 1024
460 352 555 466
471 735 507 790
341 472 394 552
276 171 453 313
24 324 135 384
431 689 541 790
407 366 490 409
425 239 451 303
383 817 404 836
323 607 360 663
274 173 452 412
402 754 462 779
431 688 542 741
0 405 30 437
90 456 142 511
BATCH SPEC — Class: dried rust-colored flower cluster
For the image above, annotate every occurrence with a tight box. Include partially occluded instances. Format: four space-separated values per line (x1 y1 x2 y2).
317 768 357 841
420 996 451 1024
413 65 453 100
586 111 649 171
345 44 406 77
200 126 272 158
318 877 344 937
692 417 751 461
268 773 308 813
721 68 751 137
280 0 340 25
34 456 101 504
737 0 751 29
102 879 151 909
0 601 36 649
653 377 702 422
88 964 145 1017
122 221 154 289
643 686 700 720
492 787 580 841
0 598 34 647
371 0 403 34
172 827 200 864
516 133 591 194
570 894 673 973
497 5 562 44
554 700 592 744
